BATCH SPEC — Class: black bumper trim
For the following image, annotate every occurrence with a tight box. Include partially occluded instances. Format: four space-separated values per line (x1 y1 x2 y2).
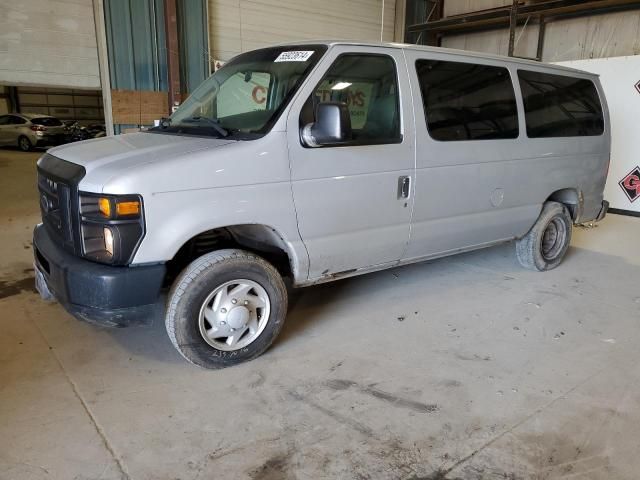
33 224 165 327
608 207 640 218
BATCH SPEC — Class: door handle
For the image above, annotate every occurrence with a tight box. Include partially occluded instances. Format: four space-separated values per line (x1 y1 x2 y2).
399 176 410 199
398 176 411 199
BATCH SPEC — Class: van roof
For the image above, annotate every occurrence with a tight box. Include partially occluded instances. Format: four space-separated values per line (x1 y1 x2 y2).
272 40 597 77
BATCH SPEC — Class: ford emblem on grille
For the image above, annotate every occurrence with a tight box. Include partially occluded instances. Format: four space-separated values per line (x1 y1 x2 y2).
40 193 51 213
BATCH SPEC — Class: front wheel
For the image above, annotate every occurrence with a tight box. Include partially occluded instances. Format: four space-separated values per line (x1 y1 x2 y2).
516 201 572 271
165 249 288 369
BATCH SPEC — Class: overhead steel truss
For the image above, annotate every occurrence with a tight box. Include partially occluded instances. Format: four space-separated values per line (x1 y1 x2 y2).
406 0 640 60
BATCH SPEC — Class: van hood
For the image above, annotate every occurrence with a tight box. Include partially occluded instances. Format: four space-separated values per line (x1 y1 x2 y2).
47 132 235 189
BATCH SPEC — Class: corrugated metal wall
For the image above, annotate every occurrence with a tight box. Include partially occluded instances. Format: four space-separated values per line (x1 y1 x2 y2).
542 11 640 61
104 0 168 91
0 0 100 88
443 0 510 17
105 0 209 93
208 0 398 62
440 8 640 62
104 0 208 130
442 23 540 59
178 0 210 93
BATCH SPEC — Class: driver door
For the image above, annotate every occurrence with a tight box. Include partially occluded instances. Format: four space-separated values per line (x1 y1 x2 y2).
286 46 415 281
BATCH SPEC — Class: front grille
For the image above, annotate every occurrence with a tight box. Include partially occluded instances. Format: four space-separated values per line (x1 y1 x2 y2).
38 172 73 249
37 154 86 255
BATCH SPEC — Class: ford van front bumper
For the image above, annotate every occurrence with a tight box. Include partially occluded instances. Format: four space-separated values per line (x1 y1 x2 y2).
32 224 165 327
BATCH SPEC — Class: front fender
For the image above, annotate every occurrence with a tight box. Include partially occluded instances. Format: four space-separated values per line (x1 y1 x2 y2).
131 182 309 282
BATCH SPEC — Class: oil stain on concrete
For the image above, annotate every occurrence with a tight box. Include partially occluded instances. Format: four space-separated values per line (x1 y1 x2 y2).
0 275 36 299
325 379 439 414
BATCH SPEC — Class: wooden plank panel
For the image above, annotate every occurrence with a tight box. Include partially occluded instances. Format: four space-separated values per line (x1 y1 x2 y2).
140 91 169 124
111 90 168 125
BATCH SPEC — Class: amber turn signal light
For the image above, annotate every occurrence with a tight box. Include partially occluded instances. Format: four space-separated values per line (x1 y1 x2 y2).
116 201 141 216
98 197 111 217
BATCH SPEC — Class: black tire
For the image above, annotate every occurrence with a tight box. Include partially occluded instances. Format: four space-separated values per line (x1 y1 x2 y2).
165 249 288 369
18 136 33 152
516 201 573 271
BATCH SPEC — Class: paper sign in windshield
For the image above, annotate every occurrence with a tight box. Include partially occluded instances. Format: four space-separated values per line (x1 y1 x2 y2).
275 51 314 62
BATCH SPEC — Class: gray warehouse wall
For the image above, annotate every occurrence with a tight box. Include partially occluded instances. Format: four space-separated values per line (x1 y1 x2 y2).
0 0 101 88
443 0 511 17
441 9 640 62
208 0 398 62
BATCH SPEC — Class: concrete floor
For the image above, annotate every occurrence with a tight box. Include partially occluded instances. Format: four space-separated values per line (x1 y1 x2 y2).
1 148 640 480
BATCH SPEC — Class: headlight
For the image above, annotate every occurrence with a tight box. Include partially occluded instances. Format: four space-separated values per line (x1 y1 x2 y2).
79 193 145 265
103 226 114 256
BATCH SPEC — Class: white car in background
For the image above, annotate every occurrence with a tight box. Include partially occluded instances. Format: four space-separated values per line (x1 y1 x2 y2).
0 113 67 151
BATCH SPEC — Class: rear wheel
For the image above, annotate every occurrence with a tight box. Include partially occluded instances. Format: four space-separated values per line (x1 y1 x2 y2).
516 201 572 271
18 136 32 152
165 249 288 369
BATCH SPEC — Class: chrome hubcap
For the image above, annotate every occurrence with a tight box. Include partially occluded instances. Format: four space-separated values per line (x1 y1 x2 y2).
198 279 270 351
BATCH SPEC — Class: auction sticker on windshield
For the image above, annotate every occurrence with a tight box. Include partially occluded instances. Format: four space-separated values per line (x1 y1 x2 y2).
275 51 315 62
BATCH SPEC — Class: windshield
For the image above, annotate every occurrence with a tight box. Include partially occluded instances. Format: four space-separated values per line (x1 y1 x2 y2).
152 45 327 138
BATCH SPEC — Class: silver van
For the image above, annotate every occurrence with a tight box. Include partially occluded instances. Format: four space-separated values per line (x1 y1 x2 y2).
33 41 610 368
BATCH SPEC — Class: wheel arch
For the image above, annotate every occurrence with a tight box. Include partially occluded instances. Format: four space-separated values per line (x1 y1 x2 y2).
546 188 583 222
165 223 302 286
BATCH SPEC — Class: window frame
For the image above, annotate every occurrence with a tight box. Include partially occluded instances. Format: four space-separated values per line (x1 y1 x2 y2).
300 52 403 148
517 69 605 139
415 58 521 143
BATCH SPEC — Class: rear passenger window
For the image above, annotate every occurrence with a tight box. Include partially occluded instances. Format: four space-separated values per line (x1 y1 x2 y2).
518 70 604 137
415 60 519 141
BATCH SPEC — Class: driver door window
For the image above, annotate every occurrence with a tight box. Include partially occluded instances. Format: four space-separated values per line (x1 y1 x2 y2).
301 54 401 145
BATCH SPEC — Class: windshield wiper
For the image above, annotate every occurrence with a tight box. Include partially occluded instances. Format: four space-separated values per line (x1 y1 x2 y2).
182 116 229 137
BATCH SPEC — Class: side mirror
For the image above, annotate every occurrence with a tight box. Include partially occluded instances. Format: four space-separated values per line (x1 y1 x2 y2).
301 102 352 147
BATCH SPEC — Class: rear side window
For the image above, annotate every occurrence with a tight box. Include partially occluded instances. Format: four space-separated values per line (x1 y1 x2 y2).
518 70 604 137
31 117 62 127
415 59 519 141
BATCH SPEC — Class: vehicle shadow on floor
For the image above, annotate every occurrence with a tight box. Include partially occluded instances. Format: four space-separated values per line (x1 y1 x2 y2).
103 295 187 364
277 277 357 344
101 242 639 365
275 243 522 347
